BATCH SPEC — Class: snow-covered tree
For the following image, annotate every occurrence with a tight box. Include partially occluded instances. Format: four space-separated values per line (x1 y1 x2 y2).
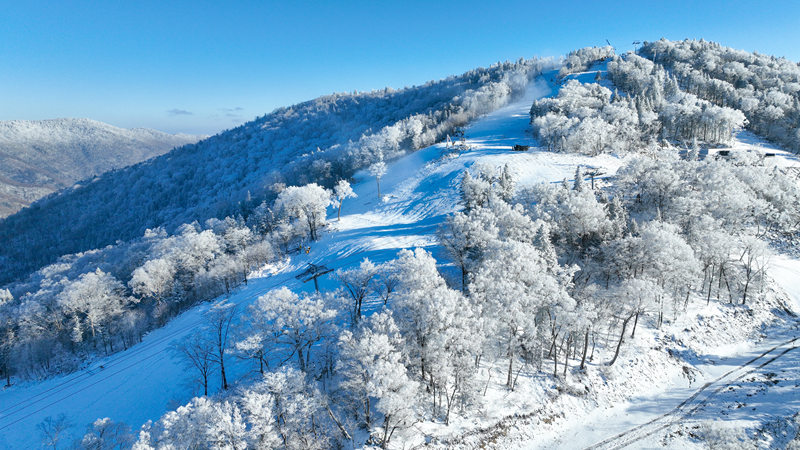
608 278 663 366
80 417 134 450
333 179 357 221
274 184 331 241
128 258 175 306
391 248 482 422
738 236 769 305
438 208 498 291
138 397 247 449
0 288 11 306
337 311 418 447
57 269 133 346
205 300 237 391
336 259 379 324
37 414 72 450
243 367 330 450
470 240 574 387
248 287 337 372
369 161 387 200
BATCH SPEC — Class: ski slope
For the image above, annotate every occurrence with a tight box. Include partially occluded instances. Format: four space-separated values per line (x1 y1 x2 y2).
0 71 627 448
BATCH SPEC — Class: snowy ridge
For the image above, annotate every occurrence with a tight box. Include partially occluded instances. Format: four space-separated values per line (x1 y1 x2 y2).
0 118 202 217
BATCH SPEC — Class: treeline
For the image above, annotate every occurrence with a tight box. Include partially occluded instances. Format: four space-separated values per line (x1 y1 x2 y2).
0 181 352 383
0 57 554 286
531 51 746 154
640 38 800 152
558 45 615 77
72 150 800 449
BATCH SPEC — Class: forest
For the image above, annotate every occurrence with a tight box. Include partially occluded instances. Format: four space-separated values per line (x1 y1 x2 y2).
640 38 800 153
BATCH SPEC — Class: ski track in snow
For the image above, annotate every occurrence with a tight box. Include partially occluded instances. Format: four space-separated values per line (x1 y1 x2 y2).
2 68 800 448
583 335 800 449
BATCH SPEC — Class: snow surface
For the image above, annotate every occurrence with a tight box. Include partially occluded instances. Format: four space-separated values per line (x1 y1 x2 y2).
2 69 799 449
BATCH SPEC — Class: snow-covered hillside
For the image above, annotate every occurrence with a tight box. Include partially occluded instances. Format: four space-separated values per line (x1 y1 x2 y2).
0 69 606 448
0 59 549 286
0 118 201 217
2 50 799 449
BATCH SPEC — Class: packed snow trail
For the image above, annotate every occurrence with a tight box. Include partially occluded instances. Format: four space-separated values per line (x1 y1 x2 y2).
0 71 625 448
584 336 800 449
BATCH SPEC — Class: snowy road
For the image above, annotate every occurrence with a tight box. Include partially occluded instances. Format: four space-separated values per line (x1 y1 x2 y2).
584 335 800 449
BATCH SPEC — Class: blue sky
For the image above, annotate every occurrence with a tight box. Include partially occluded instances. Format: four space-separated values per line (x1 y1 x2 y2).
1 0 798 135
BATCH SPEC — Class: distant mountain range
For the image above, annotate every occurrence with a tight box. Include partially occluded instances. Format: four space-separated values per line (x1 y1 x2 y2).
0 118 202 217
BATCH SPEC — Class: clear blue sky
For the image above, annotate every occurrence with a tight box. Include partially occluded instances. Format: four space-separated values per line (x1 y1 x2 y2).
2 0 798 135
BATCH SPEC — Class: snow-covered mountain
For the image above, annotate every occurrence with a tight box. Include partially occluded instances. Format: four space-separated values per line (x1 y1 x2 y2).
0 59 549 285
0 118 201 217
1 41 800 449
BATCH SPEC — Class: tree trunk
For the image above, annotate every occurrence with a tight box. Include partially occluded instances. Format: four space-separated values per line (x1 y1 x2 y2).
445 385 457 425
707 264 715 305
684 285 691 309
220 359 228 390
580 328 589 370
506 349 514 388
609 314 634 366
381 415 391 449
553 340 559 379
631 311 640 338
297 346 305 372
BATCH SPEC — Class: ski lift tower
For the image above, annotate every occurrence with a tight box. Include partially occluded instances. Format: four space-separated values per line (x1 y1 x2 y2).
295 263 333 292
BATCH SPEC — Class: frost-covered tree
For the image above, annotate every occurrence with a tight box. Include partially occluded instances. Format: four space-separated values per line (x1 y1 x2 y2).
470 240 574 387
608 278 663 366
333 179 357 221
128 258 175 307
137 397 247 449
274 184 331 241
243 367 330 450
0 288 11 305
391 248 482 422
336 259 379 324
80 417 134 450
438 208 498 291
369 161 388 200
337 311 418 447
205 300 236 391
57 269 133 346
526 182 612 254
247 287 337 372
37 414 72 450
738 236 769 305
